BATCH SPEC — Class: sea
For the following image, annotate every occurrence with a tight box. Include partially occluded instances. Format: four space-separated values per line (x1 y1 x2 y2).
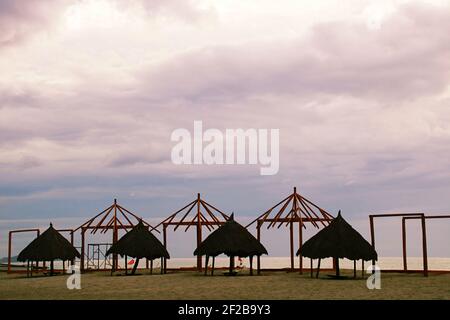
4 256 449 271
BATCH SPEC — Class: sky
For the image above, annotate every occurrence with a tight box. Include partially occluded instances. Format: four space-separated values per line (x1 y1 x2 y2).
1 0 450 259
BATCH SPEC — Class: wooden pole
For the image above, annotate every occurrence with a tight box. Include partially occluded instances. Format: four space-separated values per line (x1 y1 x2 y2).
204 255 209 275
27 261 30 278
298 221 303 274
131 258 139 275
81 228 85 272
336 258 340 277
316 258 321 278
362 260 365 278
125 255 128 275
369 216 376 270
197 193 202 272
229 255 234 274
150 259 153 275
289 220 294 271
161 257 164 274
70 231 74 266
163 225 167 274
7 232 12 273
50 260 54 276
113 199 118 272
353 260 356 278
146 258 149 270
310 259 313 278
211 256 215 276
421 216 428 277
257 221 261 275
402 218 407 271
250 256 253 276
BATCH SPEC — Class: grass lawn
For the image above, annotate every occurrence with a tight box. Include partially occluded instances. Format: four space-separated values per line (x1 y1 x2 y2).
1 269 449 300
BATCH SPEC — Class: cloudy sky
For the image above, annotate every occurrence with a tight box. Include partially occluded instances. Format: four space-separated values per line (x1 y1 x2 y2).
1 0 450 259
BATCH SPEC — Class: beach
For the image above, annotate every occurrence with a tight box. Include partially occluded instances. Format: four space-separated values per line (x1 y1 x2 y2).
1 269 449 300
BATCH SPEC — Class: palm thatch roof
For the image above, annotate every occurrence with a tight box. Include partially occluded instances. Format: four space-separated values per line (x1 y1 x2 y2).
17 223 80 262
194 214 268 258
297 211 377 261
106 220 170 260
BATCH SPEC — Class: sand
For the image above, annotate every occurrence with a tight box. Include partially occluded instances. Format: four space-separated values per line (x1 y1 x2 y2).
1 269 449 300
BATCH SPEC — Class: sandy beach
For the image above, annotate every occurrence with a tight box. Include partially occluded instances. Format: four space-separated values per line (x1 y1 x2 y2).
1 269 449 300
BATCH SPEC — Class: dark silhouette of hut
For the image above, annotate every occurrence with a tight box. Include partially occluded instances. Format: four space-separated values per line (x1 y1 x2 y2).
194 214 268 276
17 223 80 276
106 220 170 275
297 211 377 278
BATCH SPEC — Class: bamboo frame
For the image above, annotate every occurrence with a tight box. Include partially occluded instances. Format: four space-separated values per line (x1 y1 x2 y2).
154 193 229 272
246 187 334 273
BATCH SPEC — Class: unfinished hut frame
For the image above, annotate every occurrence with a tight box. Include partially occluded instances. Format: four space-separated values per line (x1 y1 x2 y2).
72 199 158 272
154 193 229 272
246 187 334 274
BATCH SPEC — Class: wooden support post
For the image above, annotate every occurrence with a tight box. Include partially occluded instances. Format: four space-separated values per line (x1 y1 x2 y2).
80 228 86 272
161 257 164 274
369 216 375 270
150 259 153 275
50 260 54 276
421 216 428 277
402 218 407 271
211 256 215 276
289 220 294 271
229 255 234 274
196 193 203 272
298 221 303 274
362 260 365 278
112 199 118 272
125 255 128 275
310 259 313 278
353 260 356 278
316 258 321 278
146 258 149 270
204 255 209 276
7 232 12 273
336 258 340 277
250 256 253 276
257 221 261 275
27 261 30 278
163 225 167 273
70 232 75 266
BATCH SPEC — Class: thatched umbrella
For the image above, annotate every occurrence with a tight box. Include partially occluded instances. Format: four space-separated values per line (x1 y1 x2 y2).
194 213 268 275
297 211 377 278
106 220 170 275
17 223 80 276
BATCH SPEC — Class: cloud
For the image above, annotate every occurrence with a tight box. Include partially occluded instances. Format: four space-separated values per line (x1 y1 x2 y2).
138 2 450 102
0 0 76 48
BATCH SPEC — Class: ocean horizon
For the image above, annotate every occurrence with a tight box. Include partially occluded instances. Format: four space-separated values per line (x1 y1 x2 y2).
6 256 449 271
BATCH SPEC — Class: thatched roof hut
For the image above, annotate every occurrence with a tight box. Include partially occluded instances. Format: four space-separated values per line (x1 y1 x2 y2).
106 220 169 274
17 223 80 275
297 211 377 277
194 214 268 275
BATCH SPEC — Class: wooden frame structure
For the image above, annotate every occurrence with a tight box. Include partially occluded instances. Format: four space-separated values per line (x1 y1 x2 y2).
154 193 229 272
402 214 450 273
369 213 428 276
246 187 334 274
72 199 158 272
7 228 74 274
